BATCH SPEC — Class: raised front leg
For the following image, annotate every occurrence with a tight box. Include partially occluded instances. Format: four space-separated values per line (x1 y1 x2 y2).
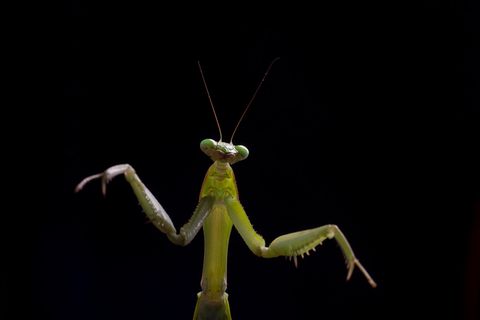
225 197 377 287
75 164 214 246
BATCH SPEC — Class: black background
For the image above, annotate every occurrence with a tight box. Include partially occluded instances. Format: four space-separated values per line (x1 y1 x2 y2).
22 1 479 319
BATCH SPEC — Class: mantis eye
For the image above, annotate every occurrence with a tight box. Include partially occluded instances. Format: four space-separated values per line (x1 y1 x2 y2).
200 139 217 153
235 145 249 160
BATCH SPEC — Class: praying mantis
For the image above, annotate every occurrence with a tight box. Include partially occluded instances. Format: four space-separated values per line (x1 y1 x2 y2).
75 59 377 320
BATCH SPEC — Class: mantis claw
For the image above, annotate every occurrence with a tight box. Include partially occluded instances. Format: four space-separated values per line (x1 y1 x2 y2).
74 164 133 196
349 259 377 288
74 173 103 193
346 261 355 282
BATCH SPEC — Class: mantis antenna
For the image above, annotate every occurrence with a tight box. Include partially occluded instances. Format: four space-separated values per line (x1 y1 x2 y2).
198 61 223 142
229 57 280 143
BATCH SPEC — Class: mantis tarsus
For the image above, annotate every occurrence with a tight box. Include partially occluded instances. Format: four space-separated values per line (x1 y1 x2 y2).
75 59 377 320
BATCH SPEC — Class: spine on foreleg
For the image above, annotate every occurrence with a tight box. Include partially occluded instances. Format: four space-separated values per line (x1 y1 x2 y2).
193 292 232 320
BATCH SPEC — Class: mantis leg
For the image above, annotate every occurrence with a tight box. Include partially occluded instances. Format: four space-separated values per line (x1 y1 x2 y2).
75 164 214 246
225 197 377 287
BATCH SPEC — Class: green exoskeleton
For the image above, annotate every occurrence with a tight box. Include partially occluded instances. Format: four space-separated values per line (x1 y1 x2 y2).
75 59 377 320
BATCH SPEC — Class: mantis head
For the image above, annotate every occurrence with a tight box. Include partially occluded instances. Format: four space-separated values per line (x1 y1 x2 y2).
197 58 279 165
200 139 249 164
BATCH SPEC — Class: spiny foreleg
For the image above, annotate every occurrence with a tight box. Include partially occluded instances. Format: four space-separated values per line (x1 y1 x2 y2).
75 164 214 246
225 197 377 287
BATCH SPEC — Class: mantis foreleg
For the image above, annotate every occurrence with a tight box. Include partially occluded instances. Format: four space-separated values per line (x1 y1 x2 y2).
225 197 377 287
75 164 214 246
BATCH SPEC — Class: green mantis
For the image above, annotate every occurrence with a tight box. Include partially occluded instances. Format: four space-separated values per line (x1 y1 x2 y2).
75 60 377 320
